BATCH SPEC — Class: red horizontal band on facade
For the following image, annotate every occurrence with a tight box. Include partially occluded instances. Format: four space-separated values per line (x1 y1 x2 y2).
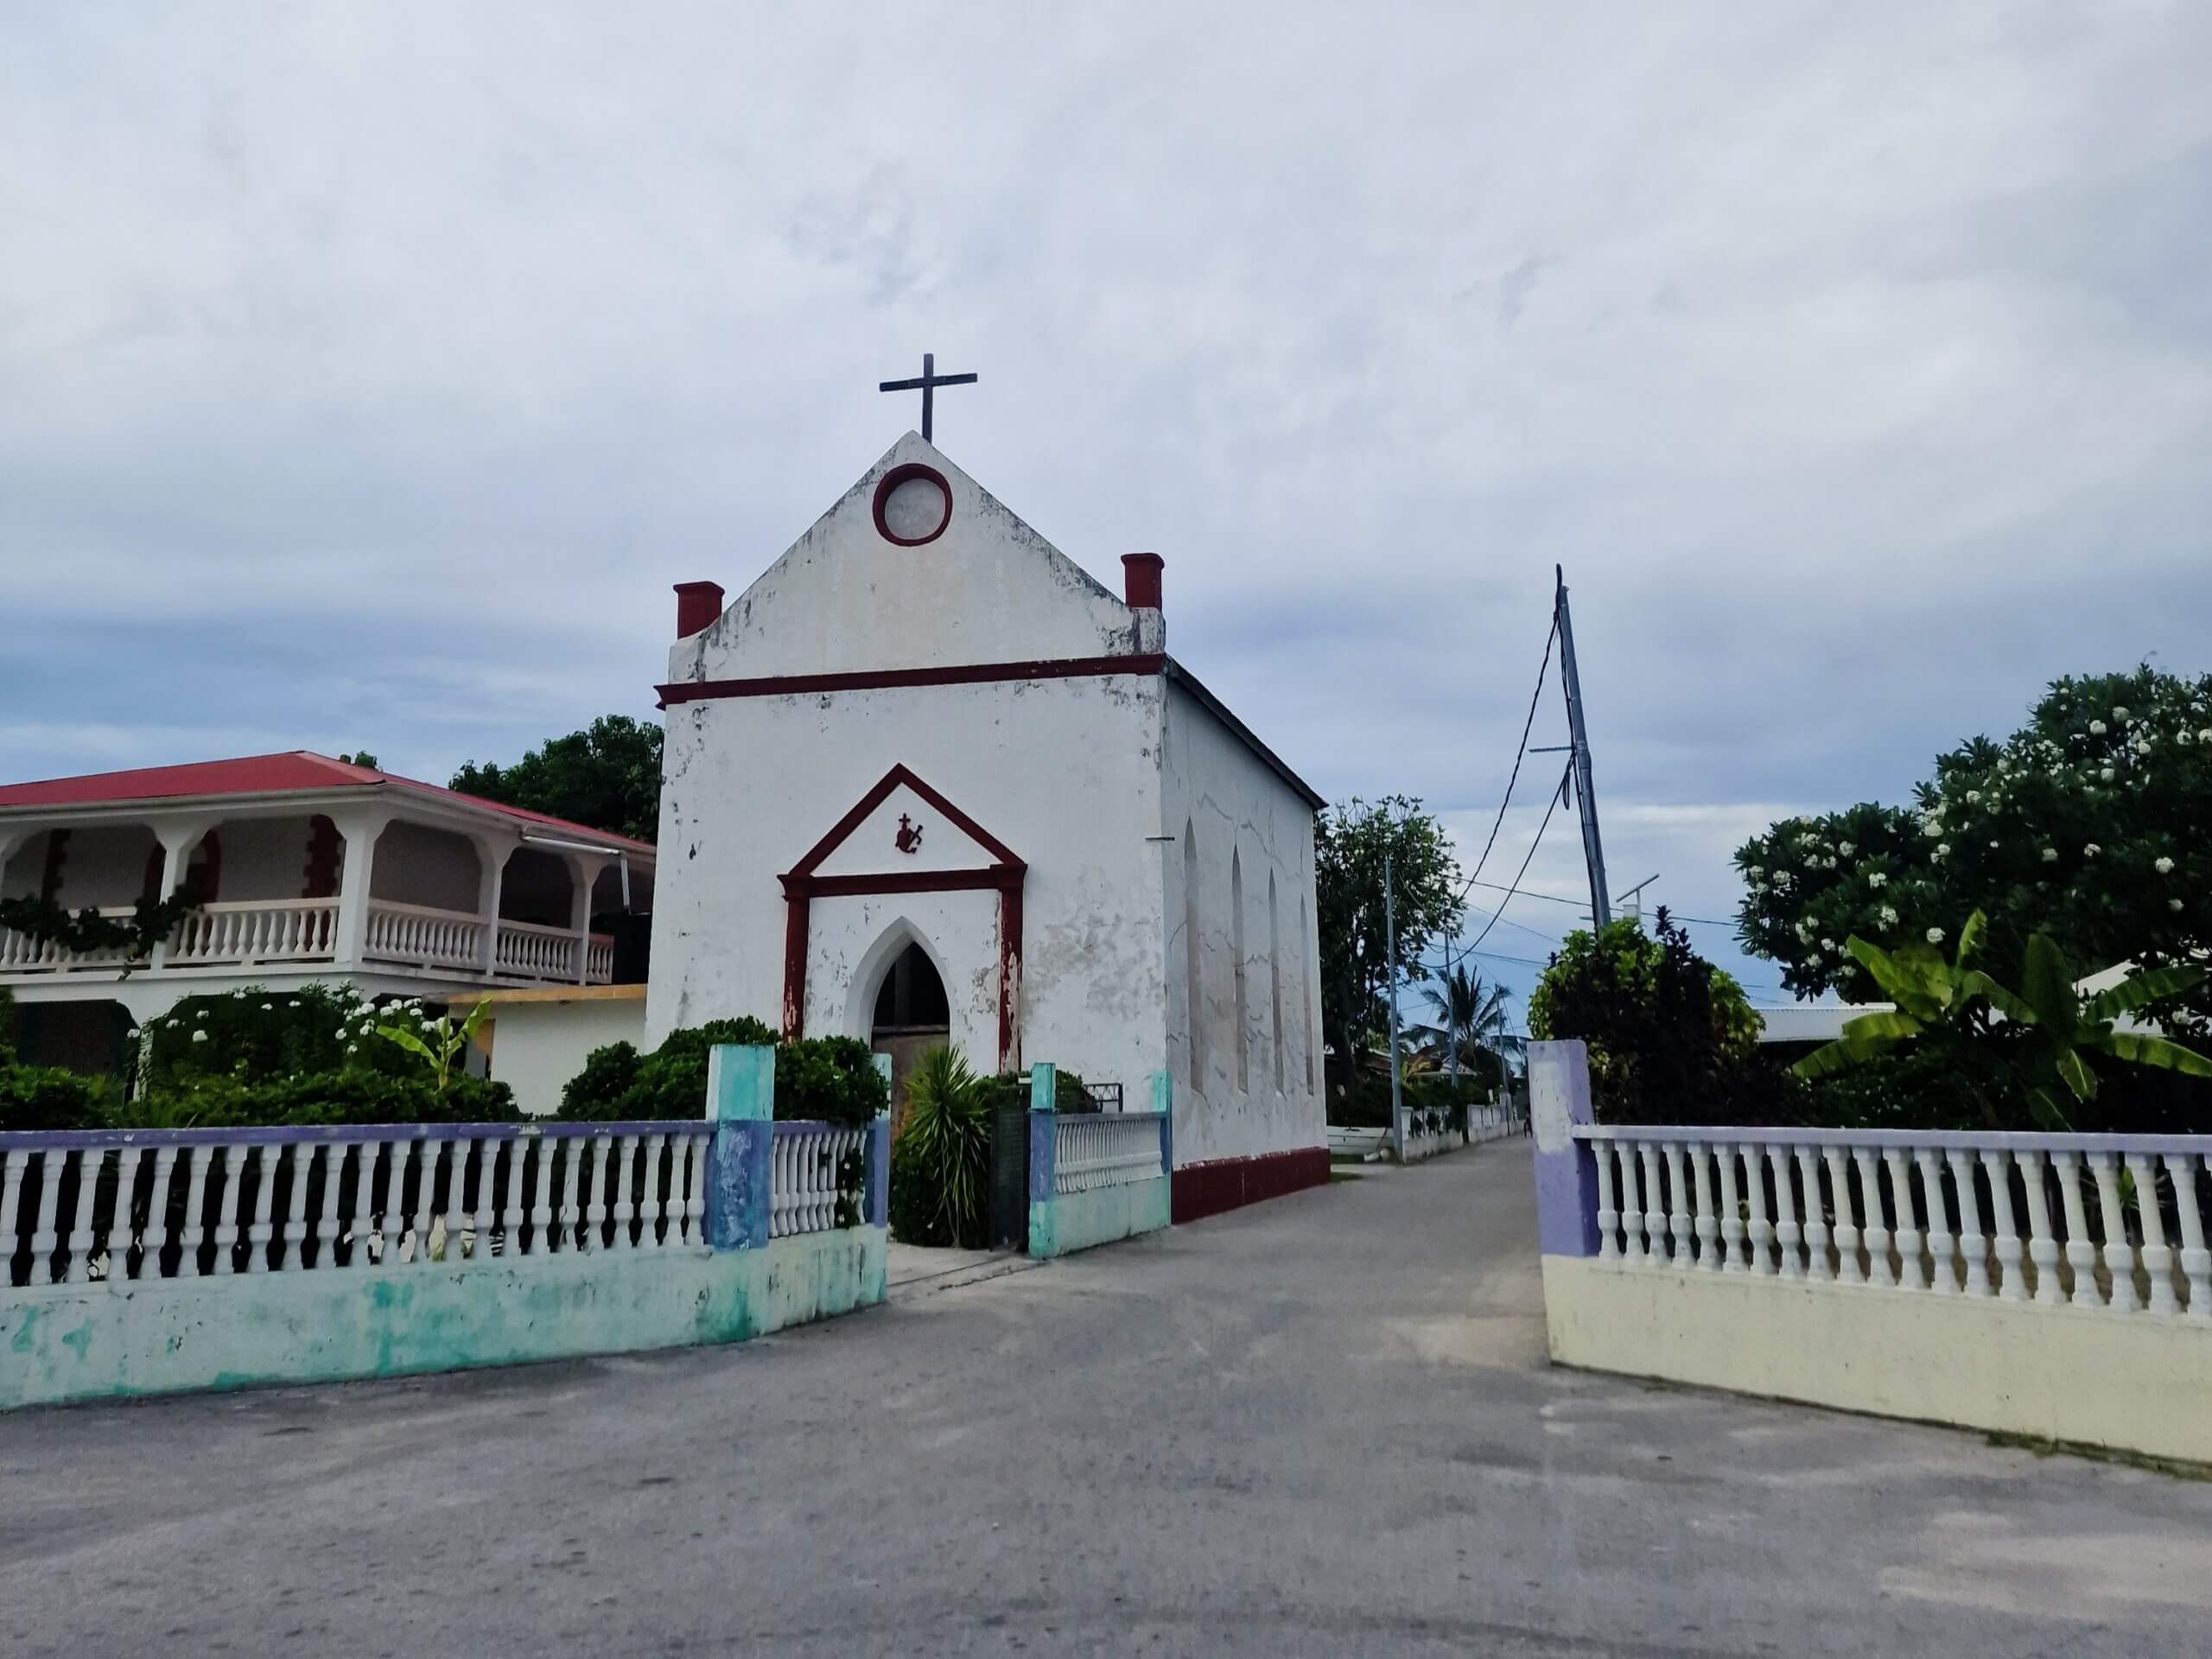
658 652 1166 706
1170 1147 1331 1224
783 865 1020 899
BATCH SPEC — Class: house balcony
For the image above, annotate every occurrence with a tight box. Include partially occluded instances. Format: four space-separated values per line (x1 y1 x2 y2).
0 898 617 987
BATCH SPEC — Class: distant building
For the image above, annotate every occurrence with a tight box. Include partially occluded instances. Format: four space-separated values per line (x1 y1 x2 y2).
0 752 652 1075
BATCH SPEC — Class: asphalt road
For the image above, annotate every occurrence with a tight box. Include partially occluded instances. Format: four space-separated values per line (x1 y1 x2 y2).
3 1143 2209 1657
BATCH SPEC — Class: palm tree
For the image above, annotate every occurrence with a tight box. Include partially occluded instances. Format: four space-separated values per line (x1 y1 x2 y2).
1417 963 1518 1084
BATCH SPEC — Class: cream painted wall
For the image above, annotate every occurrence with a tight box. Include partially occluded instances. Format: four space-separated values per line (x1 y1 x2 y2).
1159 683 1326 1166
479 992 649 1118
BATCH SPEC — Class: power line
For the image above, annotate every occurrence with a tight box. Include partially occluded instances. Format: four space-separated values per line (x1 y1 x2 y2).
1451 612 1559 907
1464 760 1573 956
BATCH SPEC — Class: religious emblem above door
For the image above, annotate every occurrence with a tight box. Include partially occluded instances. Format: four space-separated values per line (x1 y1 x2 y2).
777 765 1026 1071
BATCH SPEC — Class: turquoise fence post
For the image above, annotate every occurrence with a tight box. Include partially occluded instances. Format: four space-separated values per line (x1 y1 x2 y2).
867 1053 893 1227
1150 1068 1173 1176
704 1044 774 1251
1026 1062 1057 1259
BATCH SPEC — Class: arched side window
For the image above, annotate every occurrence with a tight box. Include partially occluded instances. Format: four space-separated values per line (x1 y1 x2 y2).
1268 870 1284 1094
1183 818 1204 1093
1230 848 1248 1093
1300 892 1315 1091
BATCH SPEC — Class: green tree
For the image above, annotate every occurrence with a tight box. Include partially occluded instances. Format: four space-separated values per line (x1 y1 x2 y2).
1415 963 1516 1076
1315 798 1462 1079
450 715 664 843
1735 667 2212 1028
1528 912 1765 1124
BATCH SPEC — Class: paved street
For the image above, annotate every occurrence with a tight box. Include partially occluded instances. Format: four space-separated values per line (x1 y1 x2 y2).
4 1145 2209 1657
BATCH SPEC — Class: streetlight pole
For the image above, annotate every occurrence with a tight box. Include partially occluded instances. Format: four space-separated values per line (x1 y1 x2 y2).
1383 841 1406 1162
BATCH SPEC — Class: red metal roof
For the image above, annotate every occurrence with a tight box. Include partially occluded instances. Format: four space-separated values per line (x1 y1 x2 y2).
0 751 656 853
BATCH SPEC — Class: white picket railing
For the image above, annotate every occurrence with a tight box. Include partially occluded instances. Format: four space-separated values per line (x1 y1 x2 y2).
0 1122 712 1287
169 898 340 966
495 918 577 981
769 1122 868 1238
1576 1125 2212 1317
363 899 486 973
0 908 144 973
1054 1113 1168 1195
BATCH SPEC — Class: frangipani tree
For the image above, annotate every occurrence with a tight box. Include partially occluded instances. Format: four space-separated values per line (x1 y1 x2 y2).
1795 910 2212 1129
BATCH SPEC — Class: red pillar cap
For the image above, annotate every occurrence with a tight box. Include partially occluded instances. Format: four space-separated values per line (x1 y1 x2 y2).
674 581 725 639
1122 552 1164 610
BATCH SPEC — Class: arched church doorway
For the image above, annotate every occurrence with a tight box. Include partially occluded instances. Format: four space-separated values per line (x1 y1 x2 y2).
869 938 950 1137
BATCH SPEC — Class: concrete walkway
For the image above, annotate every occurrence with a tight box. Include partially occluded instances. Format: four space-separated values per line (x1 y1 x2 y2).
3 1145 2209 1656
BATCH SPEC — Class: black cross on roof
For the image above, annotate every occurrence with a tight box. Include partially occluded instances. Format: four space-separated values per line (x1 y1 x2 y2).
878 352 977 443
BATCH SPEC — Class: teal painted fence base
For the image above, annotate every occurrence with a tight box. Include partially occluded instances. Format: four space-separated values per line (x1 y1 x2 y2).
1028 1175 1172 1261
0 1227 888 1413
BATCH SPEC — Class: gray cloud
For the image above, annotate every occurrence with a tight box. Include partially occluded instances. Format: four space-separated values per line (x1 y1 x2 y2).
4 1 2209 1016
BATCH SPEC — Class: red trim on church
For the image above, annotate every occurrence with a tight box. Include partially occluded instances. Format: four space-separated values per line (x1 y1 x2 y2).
1170 1147 1332 1224
658 652 1166 707
778 765 1027 1073
871 462 955 547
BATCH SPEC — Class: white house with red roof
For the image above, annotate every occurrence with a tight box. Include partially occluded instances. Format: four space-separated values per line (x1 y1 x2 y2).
0 752 654 1075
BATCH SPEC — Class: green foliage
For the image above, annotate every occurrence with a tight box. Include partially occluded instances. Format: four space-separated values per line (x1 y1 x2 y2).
1414 963 1517 1075
1528 912 1766 1124
450 714 664 843
976 1066 1094 1117
0 1032 112 1131
0 887 198 973
1736 667 2212 1027
1795 911 2212 1131
139 984 417 1094
556 1017 886 1125
376 997 492 1092
1316 797 1463 1069
122 1070 518 1129
887 1046 992 1248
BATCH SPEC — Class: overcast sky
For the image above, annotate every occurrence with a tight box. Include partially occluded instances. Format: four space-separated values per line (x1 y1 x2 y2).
4 3 2209 1018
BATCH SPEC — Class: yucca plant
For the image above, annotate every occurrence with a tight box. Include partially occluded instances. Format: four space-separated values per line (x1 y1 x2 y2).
888 1045 993 1248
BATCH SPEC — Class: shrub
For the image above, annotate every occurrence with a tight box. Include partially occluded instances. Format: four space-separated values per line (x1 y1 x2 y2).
556 1018 887 1125
139 984 417 1094
0 1054 112 1132
887 1046 992 1248
129 1070 519 1129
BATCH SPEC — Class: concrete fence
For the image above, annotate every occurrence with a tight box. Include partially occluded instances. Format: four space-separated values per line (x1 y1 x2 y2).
1529 1039 2212 1462
0 1045 889 1412
1325 1100 1525 1163
1026 1064 1173 1259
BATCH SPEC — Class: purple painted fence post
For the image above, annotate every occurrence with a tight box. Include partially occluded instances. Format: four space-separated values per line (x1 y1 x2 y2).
704 1044 773 1251
1529 1039 1600 1259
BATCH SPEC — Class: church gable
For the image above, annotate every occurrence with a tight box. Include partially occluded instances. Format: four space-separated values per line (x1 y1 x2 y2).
797 766 1021 882
670 433 1143 685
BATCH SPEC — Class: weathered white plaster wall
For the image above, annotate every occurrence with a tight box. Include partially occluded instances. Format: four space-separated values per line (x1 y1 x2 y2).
649 673 1170 1095
1159 683 1325 1167
211 817 314 901
666 434 1146 685
369 821 482 912
41 823 158 906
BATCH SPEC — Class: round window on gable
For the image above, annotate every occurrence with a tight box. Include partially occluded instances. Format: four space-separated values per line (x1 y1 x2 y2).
872 462 953 546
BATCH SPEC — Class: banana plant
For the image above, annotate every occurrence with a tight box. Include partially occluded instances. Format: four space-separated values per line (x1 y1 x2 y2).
376 996 493 1093
1796 910 2212 1130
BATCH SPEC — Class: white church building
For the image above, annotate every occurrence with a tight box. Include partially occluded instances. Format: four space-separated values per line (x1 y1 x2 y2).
649 434 1329 1219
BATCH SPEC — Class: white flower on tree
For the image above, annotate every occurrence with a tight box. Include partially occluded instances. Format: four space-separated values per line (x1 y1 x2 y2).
2113 706 2131 721
2156 856 2176 874
2084 843 2101 857
2088 720 2107 735
2174 899 2187 912
1879 906 1898 926
2042 848 2058 862
191 1030 208 1045
2100 767 2115 782
1838 842 1855 857
1869 872 1888 887
1926 927 1945 944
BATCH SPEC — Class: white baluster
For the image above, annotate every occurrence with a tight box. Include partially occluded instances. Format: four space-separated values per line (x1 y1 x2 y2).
1637 1144 1666 1269
1662 1141 1690 1268
472 1135 498 1258
314 1146 346 1268
111 1145 146 1281
582 1136 610 1251
522 1139 550 1257
1592 1141 1620 1262
412 1138 441 1264
558 1135 585 1251
281 1143 312 1273
0 1150 25 1287
1883 1147 1925 1290
1792 1147 1832 1283
1945 1147 1990 1297
609 1134 638 1249
247 1145 280 1273
2167 1153 2209 1318
1823 1146 1863 1286
2126 1152 2177 1317
2017 1149 2064 1304
1913 1147 1954 1294
1743 1143 1776 1276
1852 1147 1893 1287
684 1133 708 1243
379 1141 409 1266
494 1139 524 1256
1715 1143 1744 1273
213 1147 251 1274
143 1146 179 1279
2053 1149 2098 1305
1980 1148 2027 1303
642 1133 669 1247
57 1149 94 1283
179 1147 213 1278
2088 1153 2139 1314
1770 1145 1803 1280
1688 1141 1720 1272
441 1137 469 1262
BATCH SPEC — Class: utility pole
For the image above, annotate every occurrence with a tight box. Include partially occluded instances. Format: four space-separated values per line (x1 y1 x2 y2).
1383 841 1406 1161
1554 564 1611 927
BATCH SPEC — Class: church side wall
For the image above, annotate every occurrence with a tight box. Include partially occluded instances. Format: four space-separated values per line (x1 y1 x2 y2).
646 675 1170 1097
1159 683 1326 1192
